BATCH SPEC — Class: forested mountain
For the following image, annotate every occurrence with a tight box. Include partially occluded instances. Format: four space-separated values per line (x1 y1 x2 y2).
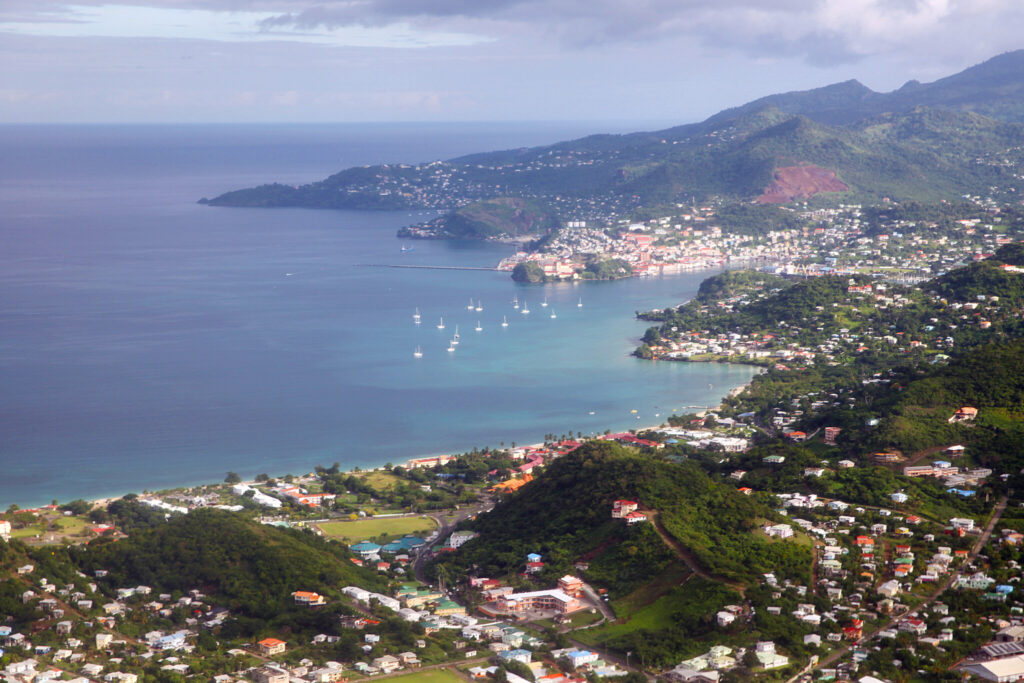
201 51 1024 217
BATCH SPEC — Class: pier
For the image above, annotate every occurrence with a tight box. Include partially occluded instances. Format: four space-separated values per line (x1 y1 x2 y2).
356 264 500 272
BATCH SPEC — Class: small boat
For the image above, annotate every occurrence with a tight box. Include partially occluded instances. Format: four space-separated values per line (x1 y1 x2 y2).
452 325 460 344
447 343 455 353
577 297 583 308
475 321 483 332
437 317 445 330
541 296 548 307
521 302 530 314
512 296 520 309
501 316 509 328
413 346 423 358
400 244 414 252
413 307 421 323
467 298 475 310
475 300 483 312
550 310 557 319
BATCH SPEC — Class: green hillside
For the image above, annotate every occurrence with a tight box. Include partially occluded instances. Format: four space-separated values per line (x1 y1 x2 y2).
73 508 385 621
398 197 560 240
430 441 811 590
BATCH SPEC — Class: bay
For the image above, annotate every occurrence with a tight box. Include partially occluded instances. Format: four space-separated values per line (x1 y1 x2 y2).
0 123 757 508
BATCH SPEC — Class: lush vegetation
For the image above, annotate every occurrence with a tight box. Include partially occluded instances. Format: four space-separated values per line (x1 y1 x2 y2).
429 441 812 591
72 509 385 625
398 197 561 240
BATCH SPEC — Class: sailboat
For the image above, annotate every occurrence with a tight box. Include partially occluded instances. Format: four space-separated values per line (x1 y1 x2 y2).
521 301 530 314
550 309 557 319
541 296 548 307
577 297 583 308
413 307 421 323
400 244 414 252
447 343 455 352
413 346 423 358
512 296 520 309
475 321 483 332
501 315 509 328
452 325 460 344
475 300 483 312
437 317 445 330
467 298 475 310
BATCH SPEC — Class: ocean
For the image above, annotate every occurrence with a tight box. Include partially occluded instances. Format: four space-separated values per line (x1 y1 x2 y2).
0 122 758 508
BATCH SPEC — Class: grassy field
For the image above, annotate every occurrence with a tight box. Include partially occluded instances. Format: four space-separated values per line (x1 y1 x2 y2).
318 515 437 543
352 470 405 491
11 516 89 540
387 670 464 683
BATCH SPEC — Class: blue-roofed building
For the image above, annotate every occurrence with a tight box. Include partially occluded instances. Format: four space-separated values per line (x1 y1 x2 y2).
567 650 599 668
947 488 977 497
381 541 406 554
400 536 426 549
351 541 382 558
526 553 542 563
997 585 1015 594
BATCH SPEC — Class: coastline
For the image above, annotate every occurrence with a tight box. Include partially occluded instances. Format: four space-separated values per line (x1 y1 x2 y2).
7 373 756 513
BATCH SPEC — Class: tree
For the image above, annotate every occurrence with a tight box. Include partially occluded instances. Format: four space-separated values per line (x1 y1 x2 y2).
224 472 241 484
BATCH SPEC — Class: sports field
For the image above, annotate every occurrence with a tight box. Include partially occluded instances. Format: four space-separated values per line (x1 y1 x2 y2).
318 515 437 542
387 669 464 683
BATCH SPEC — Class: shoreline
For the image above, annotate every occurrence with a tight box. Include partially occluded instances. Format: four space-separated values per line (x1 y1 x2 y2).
5 374 756 514
2 264 750 512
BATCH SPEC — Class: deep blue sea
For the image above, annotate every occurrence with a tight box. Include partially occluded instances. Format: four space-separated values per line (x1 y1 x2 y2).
0 123 758 508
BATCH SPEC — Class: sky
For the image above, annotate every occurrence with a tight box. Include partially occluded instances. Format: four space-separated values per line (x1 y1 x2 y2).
1 0 1022 124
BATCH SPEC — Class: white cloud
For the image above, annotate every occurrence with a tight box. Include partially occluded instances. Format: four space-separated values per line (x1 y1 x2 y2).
0 4 491 47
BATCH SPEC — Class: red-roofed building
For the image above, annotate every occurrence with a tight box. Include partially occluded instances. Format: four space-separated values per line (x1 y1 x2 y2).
258 638 287 656
611 500 638 518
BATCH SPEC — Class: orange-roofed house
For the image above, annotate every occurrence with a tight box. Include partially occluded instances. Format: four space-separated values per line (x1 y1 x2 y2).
949 407 978 423
292 591 326 606
738 487 753 495
258 638 287 656
490 474 533 493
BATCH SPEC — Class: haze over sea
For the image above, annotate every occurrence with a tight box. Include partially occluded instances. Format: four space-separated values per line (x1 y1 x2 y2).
0 123 758 508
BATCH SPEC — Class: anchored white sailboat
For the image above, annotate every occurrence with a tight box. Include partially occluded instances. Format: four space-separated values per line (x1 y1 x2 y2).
512 296 520 309
541 296 548 307
475 300 482 312
501 315 509 327
550 309 557 319
577 297 583 308
475 321 483 331
413 346 423 358
521 301 530 314
413 307 421 323
452 325 460 344
467 298 475 310
437 317 445 330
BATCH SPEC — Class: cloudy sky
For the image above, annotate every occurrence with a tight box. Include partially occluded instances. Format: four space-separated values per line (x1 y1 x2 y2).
1 0 1022 123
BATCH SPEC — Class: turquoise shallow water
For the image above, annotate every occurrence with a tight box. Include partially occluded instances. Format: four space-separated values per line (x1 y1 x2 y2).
0 123 757 507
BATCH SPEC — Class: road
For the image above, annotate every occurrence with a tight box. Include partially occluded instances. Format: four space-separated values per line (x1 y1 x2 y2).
413 497 493 585
815 492 1009 671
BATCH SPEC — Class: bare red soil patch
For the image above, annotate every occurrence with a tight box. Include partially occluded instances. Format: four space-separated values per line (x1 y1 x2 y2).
756 164 848 203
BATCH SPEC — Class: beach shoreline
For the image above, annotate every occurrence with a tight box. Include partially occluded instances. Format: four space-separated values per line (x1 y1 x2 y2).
5 375 756 514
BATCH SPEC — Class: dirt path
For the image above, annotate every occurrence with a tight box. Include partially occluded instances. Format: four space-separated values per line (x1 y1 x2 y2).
647 511 746 595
